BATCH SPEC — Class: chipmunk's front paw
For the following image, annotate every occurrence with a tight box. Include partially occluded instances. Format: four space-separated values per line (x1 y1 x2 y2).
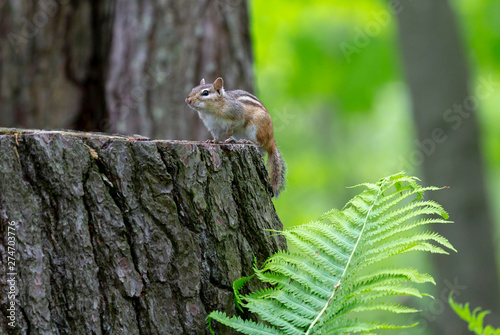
224 138 236 144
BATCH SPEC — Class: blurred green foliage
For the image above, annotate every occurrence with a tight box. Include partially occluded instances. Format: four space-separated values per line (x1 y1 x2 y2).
249 0 500 243
250 1 500 332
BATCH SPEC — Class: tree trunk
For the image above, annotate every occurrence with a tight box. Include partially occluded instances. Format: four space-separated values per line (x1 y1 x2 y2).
0 0 254 140
0 128 285 334
394 1 500 333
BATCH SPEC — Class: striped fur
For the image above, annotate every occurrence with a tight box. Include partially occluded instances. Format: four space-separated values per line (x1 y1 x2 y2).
232 90 267 109
186 78 286 197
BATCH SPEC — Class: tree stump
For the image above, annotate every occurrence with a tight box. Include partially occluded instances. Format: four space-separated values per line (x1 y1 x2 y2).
0 128 286 334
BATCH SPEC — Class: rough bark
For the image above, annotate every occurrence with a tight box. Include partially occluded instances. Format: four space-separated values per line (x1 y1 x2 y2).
394 0 500 333
0 0 253 140
0 128 286 335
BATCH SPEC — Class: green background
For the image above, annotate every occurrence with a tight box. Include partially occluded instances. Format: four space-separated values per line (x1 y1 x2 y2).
250 0 500 331
251 0 500 236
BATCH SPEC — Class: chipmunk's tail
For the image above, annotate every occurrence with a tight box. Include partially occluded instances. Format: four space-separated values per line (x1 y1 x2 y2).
266 140 286 198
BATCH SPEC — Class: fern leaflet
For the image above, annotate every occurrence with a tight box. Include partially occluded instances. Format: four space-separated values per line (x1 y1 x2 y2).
449 294 500 335
207 173 455 334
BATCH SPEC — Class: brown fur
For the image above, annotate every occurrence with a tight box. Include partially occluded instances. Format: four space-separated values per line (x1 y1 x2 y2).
186 77 286 197
264 139 286 197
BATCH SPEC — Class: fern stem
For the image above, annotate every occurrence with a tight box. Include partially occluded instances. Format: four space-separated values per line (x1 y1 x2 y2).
304 187 383 335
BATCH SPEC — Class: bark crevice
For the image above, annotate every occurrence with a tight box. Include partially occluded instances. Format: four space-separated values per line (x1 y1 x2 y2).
82 166 109 335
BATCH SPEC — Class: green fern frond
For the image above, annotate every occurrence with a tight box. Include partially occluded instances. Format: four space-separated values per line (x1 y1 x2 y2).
207 173 455 334
207 311 284 335
234 275 255 312
319 318 418 334
449 294 500 335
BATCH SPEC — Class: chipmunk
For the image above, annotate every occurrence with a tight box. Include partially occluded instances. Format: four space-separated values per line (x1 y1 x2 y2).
185 77 286 197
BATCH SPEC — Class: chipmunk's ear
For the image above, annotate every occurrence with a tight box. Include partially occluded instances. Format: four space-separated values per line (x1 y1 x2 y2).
213 77 224 96
200 78 205 85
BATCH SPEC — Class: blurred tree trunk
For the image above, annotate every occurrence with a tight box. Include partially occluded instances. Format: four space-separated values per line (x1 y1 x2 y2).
395 0 499 333
0 0 253 140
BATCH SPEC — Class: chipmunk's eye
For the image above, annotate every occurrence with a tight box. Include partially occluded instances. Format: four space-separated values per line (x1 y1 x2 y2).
201 90 209 96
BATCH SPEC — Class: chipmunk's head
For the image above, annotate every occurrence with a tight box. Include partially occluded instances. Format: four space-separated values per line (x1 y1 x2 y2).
185 77 225 113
